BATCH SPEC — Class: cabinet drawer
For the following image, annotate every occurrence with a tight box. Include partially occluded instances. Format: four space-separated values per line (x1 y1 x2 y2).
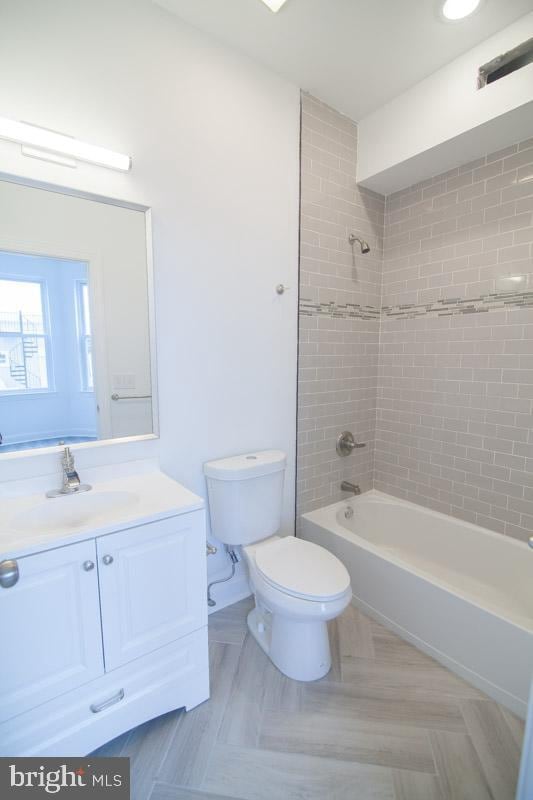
0 627 209 757
0 539 104 723
96 510 207 671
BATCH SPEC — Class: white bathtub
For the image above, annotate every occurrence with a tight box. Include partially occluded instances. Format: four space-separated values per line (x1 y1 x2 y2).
302 490 533 718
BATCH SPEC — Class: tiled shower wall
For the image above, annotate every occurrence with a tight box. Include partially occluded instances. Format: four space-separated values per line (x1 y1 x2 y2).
297 94 384 519
298 99 533 541
375 139 533 541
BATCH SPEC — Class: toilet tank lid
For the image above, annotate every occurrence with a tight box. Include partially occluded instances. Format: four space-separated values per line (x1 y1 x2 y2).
203 450 286 480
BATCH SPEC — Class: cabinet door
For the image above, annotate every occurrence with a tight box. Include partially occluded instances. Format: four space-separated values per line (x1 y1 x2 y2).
97 511 207 672
0 540 104 723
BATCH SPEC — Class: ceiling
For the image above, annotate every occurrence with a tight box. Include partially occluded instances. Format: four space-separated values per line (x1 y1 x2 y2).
153 0 533 120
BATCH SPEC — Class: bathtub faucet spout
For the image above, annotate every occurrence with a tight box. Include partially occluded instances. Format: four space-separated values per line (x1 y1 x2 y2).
341 481 361 496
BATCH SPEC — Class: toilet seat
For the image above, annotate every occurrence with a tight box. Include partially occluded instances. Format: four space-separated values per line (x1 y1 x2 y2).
253 536 350 602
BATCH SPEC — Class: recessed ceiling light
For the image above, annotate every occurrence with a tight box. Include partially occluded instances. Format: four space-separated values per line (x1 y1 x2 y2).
259 0 289 12
441 0 482 20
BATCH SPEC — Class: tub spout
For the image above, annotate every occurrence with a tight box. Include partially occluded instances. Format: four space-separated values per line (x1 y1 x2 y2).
341 481 361 496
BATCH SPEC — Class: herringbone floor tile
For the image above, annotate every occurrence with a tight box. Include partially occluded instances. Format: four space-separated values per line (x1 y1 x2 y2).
93 598 525 800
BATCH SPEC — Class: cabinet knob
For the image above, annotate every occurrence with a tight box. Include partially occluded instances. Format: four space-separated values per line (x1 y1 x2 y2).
0 559 19 588
102 554 114 566
83 560 95 571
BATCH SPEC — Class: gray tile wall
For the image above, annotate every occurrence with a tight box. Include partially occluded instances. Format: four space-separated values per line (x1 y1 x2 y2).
297 94 384 519
297 94 533 542
376 140 533 542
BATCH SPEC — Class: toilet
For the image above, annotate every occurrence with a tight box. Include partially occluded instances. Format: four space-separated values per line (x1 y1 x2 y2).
204 450 352 681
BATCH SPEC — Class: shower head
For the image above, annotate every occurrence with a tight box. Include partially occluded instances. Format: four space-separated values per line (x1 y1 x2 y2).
348 234 370 254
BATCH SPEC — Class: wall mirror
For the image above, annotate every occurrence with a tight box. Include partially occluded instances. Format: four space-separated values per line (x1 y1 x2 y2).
0 178 156 454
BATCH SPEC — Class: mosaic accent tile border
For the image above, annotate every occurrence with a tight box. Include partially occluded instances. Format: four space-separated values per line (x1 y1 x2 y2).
300 290 533 321
382 289 533 320
299 299 380 321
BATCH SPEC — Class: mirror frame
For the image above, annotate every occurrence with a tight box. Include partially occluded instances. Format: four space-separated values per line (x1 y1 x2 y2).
0 171 159 461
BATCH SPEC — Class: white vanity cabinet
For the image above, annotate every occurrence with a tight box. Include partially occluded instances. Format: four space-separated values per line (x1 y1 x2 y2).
1 539 105 723
97 513 206 671
0 506 209 757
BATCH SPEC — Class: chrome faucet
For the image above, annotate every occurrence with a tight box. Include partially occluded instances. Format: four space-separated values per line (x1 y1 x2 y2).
341 481 361 496
62 447 81 492
46 447 92 497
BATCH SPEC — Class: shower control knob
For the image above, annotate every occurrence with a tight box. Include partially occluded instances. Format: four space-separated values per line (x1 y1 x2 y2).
336 431 366 457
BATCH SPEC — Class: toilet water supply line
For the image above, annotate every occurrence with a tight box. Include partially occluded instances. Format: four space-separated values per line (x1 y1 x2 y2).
207 545 239 607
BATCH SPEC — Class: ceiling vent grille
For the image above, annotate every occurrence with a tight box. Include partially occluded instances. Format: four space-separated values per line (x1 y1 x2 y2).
478 37 533 89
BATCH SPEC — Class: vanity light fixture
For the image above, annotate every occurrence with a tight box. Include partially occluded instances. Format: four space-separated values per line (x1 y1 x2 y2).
441 0 481 20
258 0 289 12
0 116 131 171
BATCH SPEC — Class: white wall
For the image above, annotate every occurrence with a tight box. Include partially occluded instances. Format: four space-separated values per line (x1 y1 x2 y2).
357 12 533 194
0 0 300 604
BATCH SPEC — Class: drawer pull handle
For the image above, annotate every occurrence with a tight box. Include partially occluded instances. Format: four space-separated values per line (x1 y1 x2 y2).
90 688 125 714
102 554 114 566
83 560 95 572
0 559 19 588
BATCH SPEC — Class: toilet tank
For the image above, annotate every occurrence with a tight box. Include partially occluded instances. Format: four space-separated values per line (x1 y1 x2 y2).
204 450 286 546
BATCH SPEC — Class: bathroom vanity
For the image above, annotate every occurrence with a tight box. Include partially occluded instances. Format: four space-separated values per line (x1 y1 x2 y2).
0 167 210 757
0 463 209 756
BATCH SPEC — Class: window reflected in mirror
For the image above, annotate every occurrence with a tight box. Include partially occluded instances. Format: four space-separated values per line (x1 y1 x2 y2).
0 275 49 391
0 253 97 451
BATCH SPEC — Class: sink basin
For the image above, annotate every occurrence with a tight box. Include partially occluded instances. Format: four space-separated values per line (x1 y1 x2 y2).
12 490 140 534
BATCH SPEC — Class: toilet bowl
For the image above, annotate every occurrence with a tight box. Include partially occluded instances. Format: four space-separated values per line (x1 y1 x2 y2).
244 536 351 681
203 449 352 681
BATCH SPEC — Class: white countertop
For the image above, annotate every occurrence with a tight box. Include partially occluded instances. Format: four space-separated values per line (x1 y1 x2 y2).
0 465 204 560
